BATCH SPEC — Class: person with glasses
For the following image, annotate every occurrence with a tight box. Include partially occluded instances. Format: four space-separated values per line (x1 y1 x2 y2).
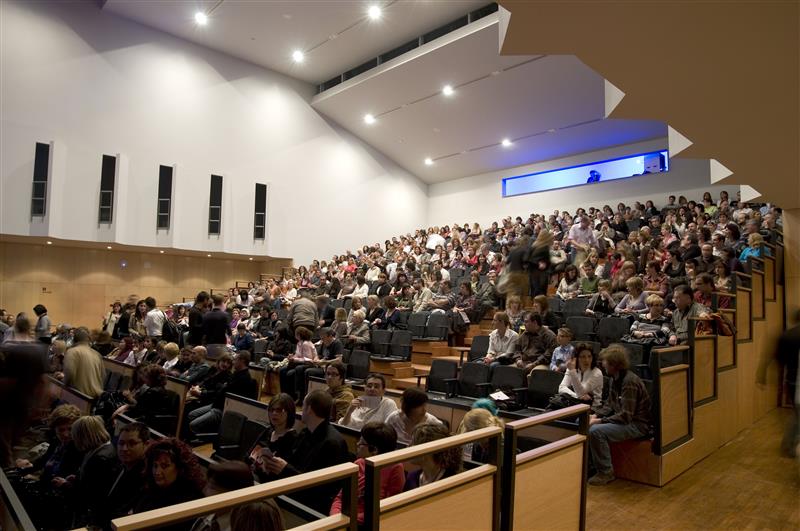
329 422 404 524
107 422 149 522
339 373 398 429
324 361 354 422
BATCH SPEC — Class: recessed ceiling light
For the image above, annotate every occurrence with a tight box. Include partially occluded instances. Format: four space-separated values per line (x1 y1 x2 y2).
547 128 557 133
442 85 454 96
160 250 165 254
424 157 434 166
501 138 513 147
106 246 112 250
249 257 253 261
292 50 304 63
46 241 52 245
207 254 212 257
368 5 382 20
194 12 208 25
364 113 376 124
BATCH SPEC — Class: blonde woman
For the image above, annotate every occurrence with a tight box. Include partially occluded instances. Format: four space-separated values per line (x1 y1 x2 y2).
456 408 504 462
71 416 118 526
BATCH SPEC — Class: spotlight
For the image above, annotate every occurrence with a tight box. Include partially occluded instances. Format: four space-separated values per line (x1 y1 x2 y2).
106 246 112 250
160 250 165 254
501 138 512 147
424 157 434 166
364 113 376 124
207 254 212 257
46 241 52 245
442 85 454 96
292 50 304 63
368 5 382 20
249 257 253 261
194 12 208 25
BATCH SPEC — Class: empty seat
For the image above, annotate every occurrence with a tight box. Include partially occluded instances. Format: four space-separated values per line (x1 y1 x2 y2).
622 342 645 366
525 370 563 409
389 330 413 360
347 349 371 382
370 329 392 356
547 297 563 313
424 359 458 394
561 298 590 318
449 362 491 398
565 316 596 341
105 371 122 392
202 410 246 456
408 312 430 338
597 316 632 346
253 338 268 357
487 365 526 394
420 312 449 341
394 311 410 331
465 335 490 362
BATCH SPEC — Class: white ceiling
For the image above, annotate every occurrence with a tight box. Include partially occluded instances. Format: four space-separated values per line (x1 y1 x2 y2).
102 1 666 184
311 14 667 183
102 0 486 85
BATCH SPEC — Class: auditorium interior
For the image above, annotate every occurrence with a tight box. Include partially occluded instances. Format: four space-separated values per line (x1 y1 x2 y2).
0 1 798 530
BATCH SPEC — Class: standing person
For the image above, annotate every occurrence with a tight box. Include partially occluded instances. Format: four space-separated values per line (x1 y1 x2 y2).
143 297 166 341
528 230 553 297
286 293 319 336
567 215 598 266
201 294 231 354
188 291 210 347
587 345 651 485
63 327 105 398
103 302 123 337
33 304 52 344
771 311 800 457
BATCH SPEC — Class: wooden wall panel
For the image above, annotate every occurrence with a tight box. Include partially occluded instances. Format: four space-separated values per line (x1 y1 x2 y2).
717 369 739 445
514 444 583 530
751 273 764 320
736 289 751 341
660 369 690 446
693 338 716 404
0 242 266 330
716 335 734 369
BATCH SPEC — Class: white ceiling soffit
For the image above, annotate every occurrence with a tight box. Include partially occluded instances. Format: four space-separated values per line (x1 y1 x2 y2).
102 0 486 84
312 15 667 183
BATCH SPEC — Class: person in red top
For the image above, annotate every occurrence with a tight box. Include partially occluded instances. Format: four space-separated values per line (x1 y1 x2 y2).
694 273 729 309
330 421 404 523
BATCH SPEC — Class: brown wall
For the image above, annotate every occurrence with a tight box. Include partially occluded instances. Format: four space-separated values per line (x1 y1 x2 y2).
0 241 289 330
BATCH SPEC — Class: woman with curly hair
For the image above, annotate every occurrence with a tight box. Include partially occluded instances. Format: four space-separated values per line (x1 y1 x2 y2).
134 438 206 525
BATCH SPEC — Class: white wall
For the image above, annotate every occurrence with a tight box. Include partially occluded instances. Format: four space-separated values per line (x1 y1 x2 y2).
427 139 731 226
0 1 428 265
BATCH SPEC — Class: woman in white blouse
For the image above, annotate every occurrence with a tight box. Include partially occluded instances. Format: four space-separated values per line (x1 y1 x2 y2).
482 312 519 365
558 343 604 410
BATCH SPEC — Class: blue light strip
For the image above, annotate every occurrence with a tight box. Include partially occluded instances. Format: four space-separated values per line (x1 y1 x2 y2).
501 150 670 198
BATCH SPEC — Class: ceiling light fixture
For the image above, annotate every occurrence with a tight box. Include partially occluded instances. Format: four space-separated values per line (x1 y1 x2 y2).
292 50 305 63
46 241 53 245
368 5 382 20
207 254 212 257
249 257 254 261
501 138 513 147
442 85 454 97
363 113 376 125
160 250 165 254
194 12 208 25
424 157 434 166
106 246 112 250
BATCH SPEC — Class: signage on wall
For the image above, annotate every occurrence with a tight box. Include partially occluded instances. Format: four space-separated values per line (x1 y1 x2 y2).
501 150 669 198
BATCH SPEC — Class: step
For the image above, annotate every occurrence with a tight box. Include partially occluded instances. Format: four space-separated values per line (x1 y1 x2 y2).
437 355 464 366
392 376 423 390
392 366 415 378
412 340 448 354
370 359 412 375
411 363 431 375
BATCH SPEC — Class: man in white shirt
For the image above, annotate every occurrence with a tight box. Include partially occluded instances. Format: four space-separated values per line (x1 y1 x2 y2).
426 230 446 252
385 387 442 445
143 297 165 339
567 215 598 265
339 373 398 429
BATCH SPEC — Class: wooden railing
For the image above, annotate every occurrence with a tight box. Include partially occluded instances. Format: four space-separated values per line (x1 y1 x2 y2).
0 468 36 531
363 426 502 531
501 405 590 531
111 462 360 531
46 375 96 415
650 345 693 453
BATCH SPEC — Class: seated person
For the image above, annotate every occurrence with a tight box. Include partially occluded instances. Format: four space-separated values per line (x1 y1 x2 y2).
71 416 119 527
114 364 179 423
340 373 399 429
504 296 525 332
330 308 349 339
179 346 211 384
134 438 206 517
364 295 386 328
385 387 443 445
185 353 233 411
255 308 281 339
642 260 669 298
231 500 284 531
302 327 344 396
713 260 733 293
376 295 402 330
614 277 647 314
330 422 405 524
455 408 504 463
107 422 149 522
343 310 371 349
452 282 478 320
482 311 519 366
532 295 560 331
585 280 615 316
188 352 256 435
512 313 557 372
193 461 255 531
694 272 730 309
588 345 652 486
265 325 293 360
627 295 672 347
557 265 581 299
256 390 350 515
579 261 600 295
669 285 710 345
403 423 463 490
738 232 769 262
558 343 603 410
232 323 255 352
251 393 298 461
166 345 192 375
550 327 575 372
324 361 354 421
278 325 319 400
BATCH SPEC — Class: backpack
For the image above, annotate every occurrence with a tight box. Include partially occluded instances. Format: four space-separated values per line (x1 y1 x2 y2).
160 311 183 345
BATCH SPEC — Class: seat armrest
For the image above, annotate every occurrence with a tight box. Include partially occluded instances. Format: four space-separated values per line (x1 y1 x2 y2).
443 378 458 398
512 387 528 407
475 382 492 398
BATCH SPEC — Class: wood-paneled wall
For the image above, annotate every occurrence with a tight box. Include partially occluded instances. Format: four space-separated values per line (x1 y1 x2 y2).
0 241 287 330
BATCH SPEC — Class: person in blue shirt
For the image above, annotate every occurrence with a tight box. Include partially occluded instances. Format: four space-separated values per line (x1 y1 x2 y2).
738 232 770 262
550 327 575 372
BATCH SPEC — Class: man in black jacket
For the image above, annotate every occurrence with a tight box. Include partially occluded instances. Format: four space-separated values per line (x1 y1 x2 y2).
201 294 231 347
187 351 256 435
300 328 344 398
106 422 148 524
187 291 209 346
316 295 336 328
260 389 349 514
